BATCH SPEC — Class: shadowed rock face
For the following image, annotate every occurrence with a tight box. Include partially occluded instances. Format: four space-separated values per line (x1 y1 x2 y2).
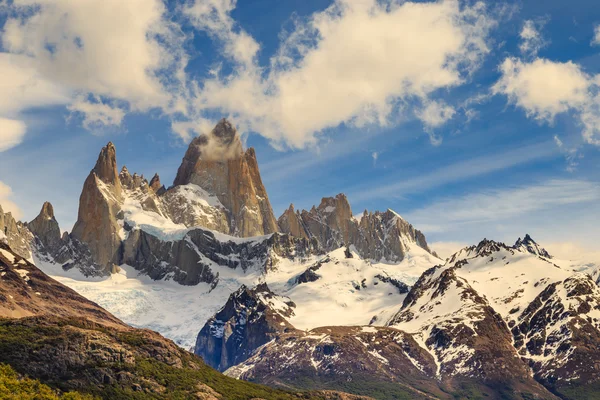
195 284 297 371
173 119 279 237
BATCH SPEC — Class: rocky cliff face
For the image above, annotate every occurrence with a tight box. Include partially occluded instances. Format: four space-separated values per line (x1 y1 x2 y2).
122 227 321 286
0 203 32 259
71 142 123 272
67 119 281 276
278 194 433 262
195 284 297 371
174 118 279 237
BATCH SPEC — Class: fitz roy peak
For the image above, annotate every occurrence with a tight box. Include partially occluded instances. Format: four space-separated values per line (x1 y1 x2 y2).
70 119 280 274
50 118 434 279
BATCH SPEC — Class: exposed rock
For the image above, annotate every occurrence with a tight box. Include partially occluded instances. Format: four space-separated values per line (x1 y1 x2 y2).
277 204 309 240
71 142 123 272
0 203 32 259
122 227 321 286
27 202 62 252
149 173 165 194
195 284 296 371
386 260 557 398
514 234 552 258
279 195 433 262
225 325 444 399
173 119 279 237
0 242 322 400
512 274 600 394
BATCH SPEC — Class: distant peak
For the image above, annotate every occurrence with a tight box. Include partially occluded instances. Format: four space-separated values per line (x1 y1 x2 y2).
514 234 552 259
149 173 162 192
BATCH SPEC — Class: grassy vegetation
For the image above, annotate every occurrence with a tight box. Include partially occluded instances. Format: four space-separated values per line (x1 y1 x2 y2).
268 374 431 400
0 318 324 400
0 364 96 400
556 381 600 400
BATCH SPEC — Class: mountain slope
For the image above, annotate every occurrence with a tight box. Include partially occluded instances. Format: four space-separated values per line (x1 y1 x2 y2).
0 241 365 400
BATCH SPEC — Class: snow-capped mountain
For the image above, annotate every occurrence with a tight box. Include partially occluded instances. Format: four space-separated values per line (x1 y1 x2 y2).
2 118 600 399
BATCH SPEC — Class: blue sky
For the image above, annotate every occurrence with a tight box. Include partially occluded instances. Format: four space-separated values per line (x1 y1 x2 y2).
0 0 599 258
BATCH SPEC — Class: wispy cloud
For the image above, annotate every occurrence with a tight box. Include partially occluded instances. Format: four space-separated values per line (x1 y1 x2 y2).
407 179 600 231
348 140 558 202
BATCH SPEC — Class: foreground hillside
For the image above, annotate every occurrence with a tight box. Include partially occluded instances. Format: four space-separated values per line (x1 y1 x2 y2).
0 241 366 400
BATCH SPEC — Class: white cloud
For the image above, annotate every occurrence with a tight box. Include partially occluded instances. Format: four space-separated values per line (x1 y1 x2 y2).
183 0 259 69
171 118 218 143
0 53 70 117
405 180 600 252
3 0 184 109
0 118 26 152
0 0 497 149
186 0 495 148
0 181 23 220
0 0 186 136
545 241 600 263
493 58 590 120
0 53 68 151
519 19 548 57
493 57 600 145
592 24 600 46
67 97 126 130
371 151 379 166
417 100 456 130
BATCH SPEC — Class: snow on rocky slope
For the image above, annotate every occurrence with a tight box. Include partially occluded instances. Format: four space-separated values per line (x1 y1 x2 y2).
34 238 438 350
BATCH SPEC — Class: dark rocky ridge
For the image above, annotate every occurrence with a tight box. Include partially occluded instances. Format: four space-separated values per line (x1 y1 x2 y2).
195 284 297 371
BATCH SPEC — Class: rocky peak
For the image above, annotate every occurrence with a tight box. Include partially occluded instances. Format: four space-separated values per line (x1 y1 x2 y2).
149 173 163 193
93 142 120 189
195 283 296 371
27 201 62 252
279 194 434 262
0 203 32 259
277 203 308 240
514 234 552 258
173 118 244 187
171 119 278 237
118 165 133 188
40 202 54 220
473 239 509 257
71 142 125 271
212 118 243 151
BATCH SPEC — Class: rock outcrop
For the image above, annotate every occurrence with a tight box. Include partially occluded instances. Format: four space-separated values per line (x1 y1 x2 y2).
122 227 321 286
195 284 296 371
278 194 433 262
68 120 281 276
0 203 32 259
173 119 279 237
27 202 62 252
71 142 123 272
514 233 552 258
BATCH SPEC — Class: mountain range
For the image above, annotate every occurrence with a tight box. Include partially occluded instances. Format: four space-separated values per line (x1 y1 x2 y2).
1 119 599 399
